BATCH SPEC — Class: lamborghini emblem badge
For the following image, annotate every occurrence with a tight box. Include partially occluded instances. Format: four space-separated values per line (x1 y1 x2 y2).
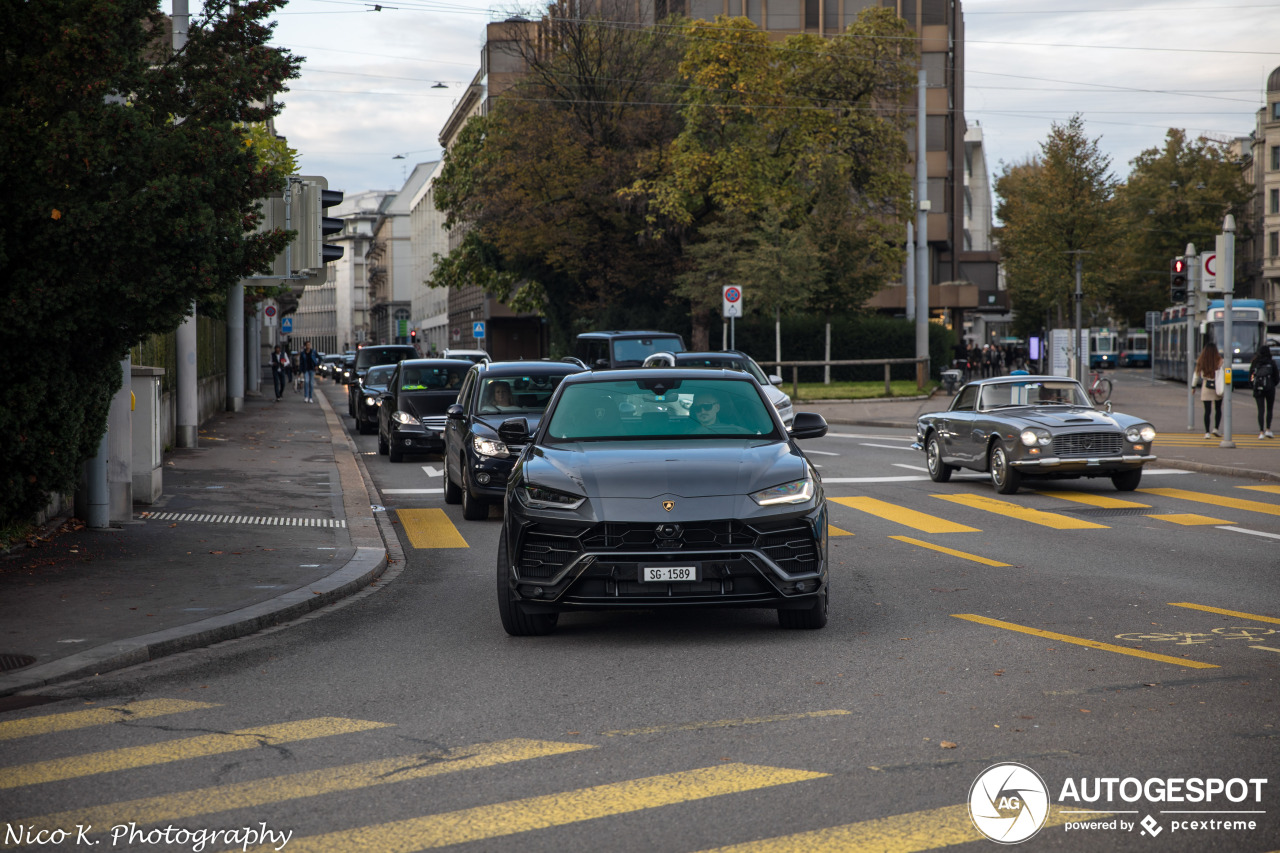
662 500 675 512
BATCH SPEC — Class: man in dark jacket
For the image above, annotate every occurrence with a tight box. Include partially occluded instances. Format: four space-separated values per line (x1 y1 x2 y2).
298 340 321 403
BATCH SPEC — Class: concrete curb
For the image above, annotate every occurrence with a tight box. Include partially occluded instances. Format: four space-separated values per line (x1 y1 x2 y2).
0 389 388 697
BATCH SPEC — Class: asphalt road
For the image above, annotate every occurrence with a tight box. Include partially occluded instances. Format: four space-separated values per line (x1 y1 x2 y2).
2 379 1276 853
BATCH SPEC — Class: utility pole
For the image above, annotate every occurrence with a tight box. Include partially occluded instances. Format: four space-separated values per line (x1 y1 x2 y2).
915 68 930 388
1185 243 1196 431
1219 216 1236 448
173 0 198 447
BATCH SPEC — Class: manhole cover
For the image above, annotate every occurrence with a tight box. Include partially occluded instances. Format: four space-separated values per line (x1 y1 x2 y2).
0 654 37 672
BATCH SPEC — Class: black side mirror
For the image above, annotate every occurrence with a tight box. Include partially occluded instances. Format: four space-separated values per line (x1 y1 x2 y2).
498 417 530 445
789 412 828 440
446 403 465 420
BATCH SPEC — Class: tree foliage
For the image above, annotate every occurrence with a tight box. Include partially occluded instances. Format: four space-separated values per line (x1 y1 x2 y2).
1110 129 1251 324
0 0 300 526
994 115 1118 333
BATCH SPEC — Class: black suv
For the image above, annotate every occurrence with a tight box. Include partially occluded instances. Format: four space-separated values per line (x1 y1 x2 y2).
348 344 418 417
443 360 585 521
574 331 686 370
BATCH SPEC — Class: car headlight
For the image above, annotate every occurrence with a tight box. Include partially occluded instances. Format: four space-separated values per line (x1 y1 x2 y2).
750 477 814 506
1126 425 1157 443
519 483 585 510
392 411 420 426
363 395 378 407
773 397 792 411
1020 429 1052 447
473 436 510 458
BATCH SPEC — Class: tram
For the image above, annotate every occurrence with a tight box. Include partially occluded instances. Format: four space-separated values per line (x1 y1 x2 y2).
1118 329 1150 368
1089 328 1119 369
1153 299 1267 385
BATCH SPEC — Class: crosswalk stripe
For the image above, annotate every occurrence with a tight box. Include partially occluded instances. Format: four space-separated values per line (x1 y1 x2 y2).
1149 513 1233 526
1239 485 1280 495
0 718 390 789
1033 490 1149 509
953 614 1218 668
1139 488 1280 517
3 739 591 846
396 508 468 549
827 524 853 537
244 764 828 853
932 494 1108 529
889 536 1010 567
1168 602 1280 625
693 803 1101 852
0 699 218 742
829 497 978 533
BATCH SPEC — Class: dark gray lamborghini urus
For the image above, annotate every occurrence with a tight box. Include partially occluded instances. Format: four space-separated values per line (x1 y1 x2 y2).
495 369 831 636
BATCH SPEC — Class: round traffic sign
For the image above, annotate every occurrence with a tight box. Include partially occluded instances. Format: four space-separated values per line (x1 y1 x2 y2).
264 305 277 318
724 286 741 303
1203 253 1216 277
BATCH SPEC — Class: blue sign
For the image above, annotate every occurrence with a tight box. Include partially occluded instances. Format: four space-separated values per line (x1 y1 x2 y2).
472 321 486 340
280 317 293 334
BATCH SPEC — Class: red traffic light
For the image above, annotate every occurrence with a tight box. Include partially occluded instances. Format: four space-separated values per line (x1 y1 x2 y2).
410 329 417 339
1171 257 1186 274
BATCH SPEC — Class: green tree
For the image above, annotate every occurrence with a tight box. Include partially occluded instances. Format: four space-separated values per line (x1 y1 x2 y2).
0 0 300 526
994 116 1118 333
1111 129 1251 323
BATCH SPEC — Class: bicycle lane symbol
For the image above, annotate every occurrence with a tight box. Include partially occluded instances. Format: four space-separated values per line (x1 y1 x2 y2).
1114 626 1280 655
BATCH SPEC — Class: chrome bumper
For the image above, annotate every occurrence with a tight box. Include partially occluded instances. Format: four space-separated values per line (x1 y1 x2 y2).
1010 454 1157 469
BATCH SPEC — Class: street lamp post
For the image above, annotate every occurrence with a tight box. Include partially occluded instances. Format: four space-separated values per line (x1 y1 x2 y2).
1219 215 1236 448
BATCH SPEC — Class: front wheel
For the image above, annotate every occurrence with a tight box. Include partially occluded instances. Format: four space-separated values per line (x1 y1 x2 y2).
461 467 489 520
443 459 462 504
926 435 954 483
496 528 559 636
989 443 1022 495
778 584 828 629
1111 469 1142 491
1090 378 1113 406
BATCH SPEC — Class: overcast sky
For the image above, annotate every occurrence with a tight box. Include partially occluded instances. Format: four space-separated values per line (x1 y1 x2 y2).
248 0 1280 199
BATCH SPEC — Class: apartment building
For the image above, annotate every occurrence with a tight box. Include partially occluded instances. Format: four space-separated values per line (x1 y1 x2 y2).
1242 66 1280 323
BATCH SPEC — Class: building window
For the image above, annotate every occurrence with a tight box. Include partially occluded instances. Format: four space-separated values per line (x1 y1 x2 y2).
1272 231 1279 259
922 52 947 88
1273 101 1280 120
1272 188 1280 215
1273 145 1280 170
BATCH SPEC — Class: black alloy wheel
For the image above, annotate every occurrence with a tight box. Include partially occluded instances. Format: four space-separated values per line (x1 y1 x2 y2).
461 465 489 520
443 457 462 504
496 528 558 636
778 583 828 629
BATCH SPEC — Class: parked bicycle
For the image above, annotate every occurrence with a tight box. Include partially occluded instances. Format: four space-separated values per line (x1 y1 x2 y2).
1088 370 1113 406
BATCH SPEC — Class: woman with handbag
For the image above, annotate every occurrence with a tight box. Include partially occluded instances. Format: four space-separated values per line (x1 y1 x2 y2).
1193 342 1224 439
1249 344 1276 439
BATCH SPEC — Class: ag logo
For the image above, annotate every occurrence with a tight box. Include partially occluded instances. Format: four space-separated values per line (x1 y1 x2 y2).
968 762 1050 844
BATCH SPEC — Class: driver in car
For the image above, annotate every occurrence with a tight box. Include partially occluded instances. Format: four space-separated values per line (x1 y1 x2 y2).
691 393 725 432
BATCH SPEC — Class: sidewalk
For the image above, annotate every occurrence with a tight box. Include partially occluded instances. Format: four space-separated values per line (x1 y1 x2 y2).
0 379 386 699
1 370 1274 699
802 370 1280 484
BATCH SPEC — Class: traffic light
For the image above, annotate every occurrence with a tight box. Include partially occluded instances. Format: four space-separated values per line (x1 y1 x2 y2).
1170 257 1188 302
293 176 344 272
410 329 417 342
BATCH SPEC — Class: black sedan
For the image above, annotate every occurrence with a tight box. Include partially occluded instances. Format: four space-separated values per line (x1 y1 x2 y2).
495 369 831 636
353 364 396 435
912 375 1157 494
443 361 585 521
377 359 472 463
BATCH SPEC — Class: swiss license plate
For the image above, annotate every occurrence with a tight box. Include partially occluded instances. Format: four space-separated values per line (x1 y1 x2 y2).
640 564 700 583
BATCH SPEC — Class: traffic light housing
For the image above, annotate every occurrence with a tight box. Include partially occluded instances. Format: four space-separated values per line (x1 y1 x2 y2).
293 176 344 273
1170 257 1188 302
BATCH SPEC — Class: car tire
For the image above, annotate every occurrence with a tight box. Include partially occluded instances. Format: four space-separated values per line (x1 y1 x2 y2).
1111 469 1142 491
496 528 558 636
377 430 389 456
389 443 404 463
988 443 1022 494
461 467 489 520
357 415 372 435
926 434 954 483
778 584 828 629
443 459 462 504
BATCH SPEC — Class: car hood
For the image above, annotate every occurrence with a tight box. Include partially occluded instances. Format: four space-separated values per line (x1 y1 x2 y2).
998 406 1124 429
524 440 807 498
398 391 459 418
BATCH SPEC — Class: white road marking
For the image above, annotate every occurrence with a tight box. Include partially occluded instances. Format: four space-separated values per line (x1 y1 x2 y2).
803 449 840 456
1215 526 1280 541
861 443 917 451
422 465 444 477
382 488 444 494
826 433 914 441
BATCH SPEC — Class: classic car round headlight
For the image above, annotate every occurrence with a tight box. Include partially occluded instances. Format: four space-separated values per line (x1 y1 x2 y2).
1140 425 1156 442
1126 425 1157 443
1020 429 1051 447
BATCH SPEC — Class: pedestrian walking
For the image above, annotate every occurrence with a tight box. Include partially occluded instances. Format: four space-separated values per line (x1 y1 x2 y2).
298 340 320 403
1249 344 1276 439
1193 342 1224 438
271 344 289 401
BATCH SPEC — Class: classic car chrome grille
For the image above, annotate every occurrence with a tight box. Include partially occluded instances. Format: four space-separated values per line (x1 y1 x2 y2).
1052 431 1124 457
517 519 819 581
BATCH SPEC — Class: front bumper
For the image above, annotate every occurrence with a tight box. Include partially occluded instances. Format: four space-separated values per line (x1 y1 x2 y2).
1009 454 1156 470
390 424 445 454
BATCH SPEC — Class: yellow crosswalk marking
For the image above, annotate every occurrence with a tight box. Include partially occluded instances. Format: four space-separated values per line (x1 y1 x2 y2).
827 524 854 537
1149 513 1233 526
0 718 389 789
397 508 468 549
933 494 1108 529
1240 485 1280 495
889 536 1009 567
4 739 591 846
830 497 978 533
694 803 1104 852
953 614 1217 668
244 764 828 853
1169 602 1280 625
1140 488 1280 517
1034 490 1149 509
0 699 217 742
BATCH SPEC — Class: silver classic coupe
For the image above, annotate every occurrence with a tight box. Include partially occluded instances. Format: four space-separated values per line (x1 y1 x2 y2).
912 375 1157 494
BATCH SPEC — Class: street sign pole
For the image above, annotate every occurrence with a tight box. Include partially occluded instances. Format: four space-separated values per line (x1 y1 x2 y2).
1219 217 1236 448
1185 244 1196 431
722 286 743 351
